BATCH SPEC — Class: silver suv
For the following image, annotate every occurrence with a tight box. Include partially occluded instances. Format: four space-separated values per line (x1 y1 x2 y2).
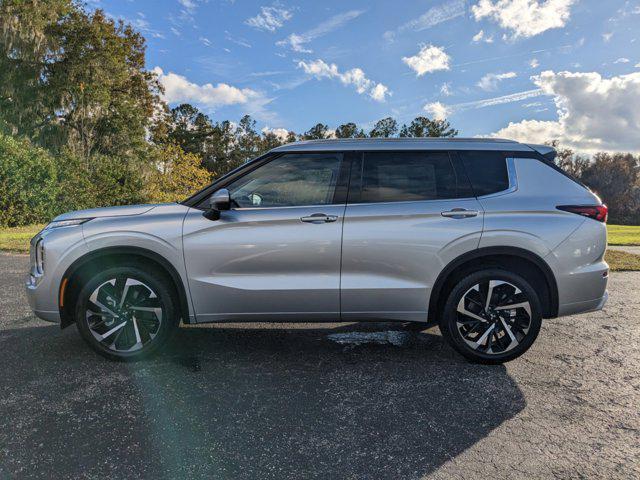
26 138 609 363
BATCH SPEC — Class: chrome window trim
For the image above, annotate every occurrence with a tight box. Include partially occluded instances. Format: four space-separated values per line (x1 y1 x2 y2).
345 196 479 207
477 157 518 200
230 202 346 211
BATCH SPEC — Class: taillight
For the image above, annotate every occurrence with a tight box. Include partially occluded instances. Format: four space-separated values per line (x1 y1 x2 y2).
557 205 608 223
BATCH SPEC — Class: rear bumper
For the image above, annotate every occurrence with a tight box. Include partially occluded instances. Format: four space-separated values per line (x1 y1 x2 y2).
558 290 608 317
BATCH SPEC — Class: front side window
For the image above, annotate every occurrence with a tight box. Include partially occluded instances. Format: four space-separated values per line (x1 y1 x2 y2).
225 153 341 208
357 151 458 203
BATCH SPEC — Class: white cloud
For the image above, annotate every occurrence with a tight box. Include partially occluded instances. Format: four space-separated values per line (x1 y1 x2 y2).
178 0 197 12
246 4 293 32
177 0 204 22
297 59 390 102
402 45 450 76
491 119 559 142
370 83 390 102
225 31 252 48
477 71 517 91
277 10 364 53
472 0 576 38
530 58 540 68
472 29 494 43
384 0 466 42
614 57 630 64
426 89 543 119
490 71 640 153
424 102 451 120
262 127 290 140
460 89 543 109
636 63 640 68
153 67 260 108
440 82 453 96
199 37 212 47
602 32 613 42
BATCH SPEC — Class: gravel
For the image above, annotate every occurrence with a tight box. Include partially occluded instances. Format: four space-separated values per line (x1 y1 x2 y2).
1 253 638 479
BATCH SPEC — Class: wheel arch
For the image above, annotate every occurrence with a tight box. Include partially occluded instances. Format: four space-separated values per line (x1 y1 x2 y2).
428 247 559 323
59 246 192 328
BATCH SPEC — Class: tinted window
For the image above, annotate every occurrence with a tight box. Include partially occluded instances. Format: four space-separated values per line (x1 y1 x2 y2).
358 151 459 203
458 151 509 196
225 153 341 208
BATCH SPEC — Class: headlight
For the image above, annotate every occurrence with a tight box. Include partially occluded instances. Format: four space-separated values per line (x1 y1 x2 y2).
43 218 93 230
35 238 45 274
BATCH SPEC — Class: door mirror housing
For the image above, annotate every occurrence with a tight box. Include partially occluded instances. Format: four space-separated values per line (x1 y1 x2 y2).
203 188 231 220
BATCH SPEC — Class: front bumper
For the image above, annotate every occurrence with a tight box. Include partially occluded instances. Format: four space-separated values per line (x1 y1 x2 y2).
26 275 61 323
25 225 88 325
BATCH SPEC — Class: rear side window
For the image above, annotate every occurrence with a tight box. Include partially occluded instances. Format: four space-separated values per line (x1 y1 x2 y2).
458 151 509 197
356 151 464 203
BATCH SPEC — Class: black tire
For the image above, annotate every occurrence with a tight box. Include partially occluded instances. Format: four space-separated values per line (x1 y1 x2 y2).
75 265 179 361
438 269 542 364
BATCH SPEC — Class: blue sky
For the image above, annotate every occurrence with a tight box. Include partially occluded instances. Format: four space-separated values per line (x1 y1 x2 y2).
91 0 640 153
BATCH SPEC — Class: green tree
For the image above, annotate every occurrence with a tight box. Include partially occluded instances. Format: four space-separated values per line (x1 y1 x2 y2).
235 114 261 162
164 103 214 157
0 3 161 159
145 144 212 203
548 140 589 179
399 116 457 138
369 117 398 138
0 0 73 139
44 9 161 159
581 153 640 224
303 123 331 140
259 131 286 153
335 122 365 138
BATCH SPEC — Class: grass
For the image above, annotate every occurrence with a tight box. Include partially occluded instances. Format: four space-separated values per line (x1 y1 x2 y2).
605 250 640 272
0 224 43 254
2 223 640 271
607 224 640 246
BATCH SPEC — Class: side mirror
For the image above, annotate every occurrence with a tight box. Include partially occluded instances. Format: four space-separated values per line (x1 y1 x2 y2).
203 188 230 220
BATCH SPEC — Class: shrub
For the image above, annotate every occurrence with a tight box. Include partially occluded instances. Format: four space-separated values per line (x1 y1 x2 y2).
0 134 59 227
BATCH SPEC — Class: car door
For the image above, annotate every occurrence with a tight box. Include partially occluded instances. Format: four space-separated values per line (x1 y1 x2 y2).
340 150 484 322
182 152 348 323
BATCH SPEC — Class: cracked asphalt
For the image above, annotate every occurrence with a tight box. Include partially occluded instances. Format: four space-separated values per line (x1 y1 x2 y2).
0 253 639 479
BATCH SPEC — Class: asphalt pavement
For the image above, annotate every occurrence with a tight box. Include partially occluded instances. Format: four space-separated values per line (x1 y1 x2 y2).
1 253 639 479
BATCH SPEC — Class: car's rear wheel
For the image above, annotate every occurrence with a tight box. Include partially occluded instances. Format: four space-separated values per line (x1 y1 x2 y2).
75 266 179 361
438 269 542 364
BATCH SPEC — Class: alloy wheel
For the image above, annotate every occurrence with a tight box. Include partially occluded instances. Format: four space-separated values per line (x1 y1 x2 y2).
455 280 532 355
85 276 163 353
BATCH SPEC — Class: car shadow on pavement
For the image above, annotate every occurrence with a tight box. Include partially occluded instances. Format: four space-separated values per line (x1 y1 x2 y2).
0 320 525 480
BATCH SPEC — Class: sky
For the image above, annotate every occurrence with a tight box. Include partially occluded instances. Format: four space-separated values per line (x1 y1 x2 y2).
89 0 640 153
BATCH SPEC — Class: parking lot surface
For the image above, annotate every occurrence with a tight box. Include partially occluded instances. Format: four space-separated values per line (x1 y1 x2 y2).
1 253 639 479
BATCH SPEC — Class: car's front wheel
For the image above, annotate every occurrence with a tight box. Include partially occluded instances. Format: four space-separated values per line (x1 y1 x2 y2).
438 269 542 364
75 265 179 361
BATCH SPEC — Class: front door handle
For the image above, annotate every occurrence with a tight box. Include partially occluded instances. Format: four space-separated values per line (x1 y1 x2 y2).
300 213 339 223
441 208 479 218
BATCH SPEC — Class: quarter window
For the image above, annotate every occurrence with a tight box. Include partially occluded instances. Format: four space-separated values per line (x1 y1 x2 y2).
458 151 509 196
358 151 459 203
225 153 341 208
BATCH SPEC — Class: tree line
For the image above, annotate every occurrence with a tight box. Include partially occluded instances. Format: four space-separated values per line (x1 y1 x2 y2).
0 0 638 226
553 142 640 224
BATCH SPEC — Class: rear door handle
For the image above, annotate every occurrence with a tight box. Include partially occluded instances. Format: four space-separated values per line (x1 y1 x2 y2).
441 208 479 218
300 213 339 223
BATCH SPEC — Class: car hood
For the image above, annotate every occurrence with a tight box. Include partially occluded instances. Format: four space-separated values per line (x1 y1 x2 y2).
52 204 171 222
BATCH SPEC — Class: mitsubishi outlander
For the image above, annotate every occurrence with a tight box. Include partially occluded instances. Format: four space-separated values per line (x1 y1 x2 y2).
26 138 609 363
